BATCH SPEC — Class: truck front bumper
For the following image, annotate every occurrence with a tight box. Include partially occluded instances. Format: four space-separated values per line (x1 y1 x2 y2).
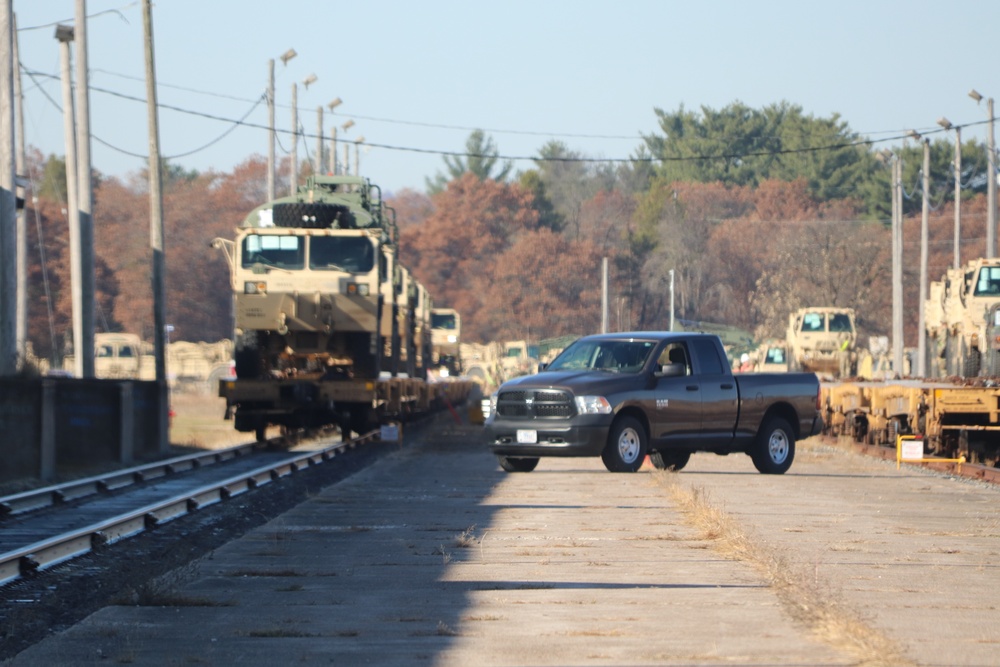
485 415 612 457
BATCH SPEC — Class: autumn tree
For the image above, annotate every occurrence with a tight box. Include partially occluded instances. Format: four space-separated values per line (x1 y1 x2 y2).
403 174 538 340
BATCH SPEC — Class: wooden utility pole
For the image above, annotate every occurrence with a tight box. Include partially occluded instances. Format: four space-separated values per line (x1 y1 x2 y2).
0 0 15 375
75 0 95 378
988 98 997 259
892 157 904 376
143 0 168 451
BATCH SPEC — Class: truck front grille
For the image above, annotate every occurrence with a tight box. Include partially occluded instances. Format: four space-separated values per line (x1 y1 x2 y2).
496 389 574 419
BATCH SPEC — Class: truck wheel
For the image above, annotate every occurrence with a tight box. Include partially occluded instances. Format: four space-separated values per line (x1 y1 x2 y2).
650 450 690 472
602 416 647 473
497 456 539 473
751 417 795 474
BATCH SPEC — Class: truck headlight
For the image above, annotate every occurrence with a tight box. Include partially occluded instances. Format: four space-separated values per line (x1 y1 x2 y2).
489 392 498 416
244 280 266 295
575 395 612 414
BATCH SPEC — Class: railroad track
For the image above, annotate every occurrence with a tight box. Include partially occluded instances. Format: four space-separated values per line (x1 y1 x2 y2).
0 426 383 588
816 434 1000 485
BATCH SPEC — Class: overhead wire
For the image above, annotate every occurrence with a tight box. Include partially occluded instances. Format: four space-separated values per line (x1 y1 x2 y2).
17 68 999 166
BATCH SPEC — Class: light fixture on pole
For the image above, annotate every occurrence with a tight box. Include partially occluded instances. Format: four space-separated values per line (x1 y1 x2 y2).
328 98 342 112
970 89 997 259
302 73 317 89
938 117 963 269
280 48 297 65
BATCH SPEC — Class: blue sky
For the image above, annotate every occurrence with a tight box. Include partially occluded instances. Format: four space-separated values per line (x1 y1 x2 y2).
14 0 1000 196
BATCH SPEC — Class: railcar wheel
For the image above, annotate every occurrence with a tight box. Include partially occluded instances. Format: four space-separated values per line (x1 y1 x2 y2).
751 417 795 474
602 416 647 473
497 456 539 473
649 450 690 471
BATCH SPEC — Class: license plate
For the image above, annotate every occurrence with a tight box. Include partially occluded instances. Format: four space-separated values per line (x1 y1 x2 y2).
516 429 538 444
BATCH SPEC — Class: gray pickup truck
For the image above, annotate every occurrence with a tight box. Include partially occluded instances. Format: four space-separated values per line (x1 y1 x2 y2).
484 331 823 474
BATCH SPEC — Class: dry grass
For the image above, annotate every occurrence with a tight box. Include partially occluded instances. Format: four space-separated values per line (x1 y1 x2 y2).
654 472 915 667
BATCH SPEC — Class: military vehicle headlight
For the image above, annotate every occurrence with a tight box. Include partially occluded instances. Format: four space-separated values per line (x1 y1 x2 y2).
244 280 266 295
346 283 370 296
575 395 612 414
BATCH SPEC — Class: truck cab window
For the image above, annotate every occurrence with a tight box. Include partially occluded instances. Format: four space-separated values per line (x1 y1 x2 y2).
691 338 725 374
241 234 304 270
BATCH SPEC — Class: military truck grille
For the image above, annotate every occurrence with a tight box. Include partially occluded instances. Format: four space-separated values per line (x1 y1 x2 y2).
496 389 574 418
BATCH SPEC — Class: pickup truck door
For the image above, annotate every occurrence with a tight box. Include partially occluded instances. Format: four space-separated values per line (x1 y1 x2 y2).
650 343 702 447
690 337 740 447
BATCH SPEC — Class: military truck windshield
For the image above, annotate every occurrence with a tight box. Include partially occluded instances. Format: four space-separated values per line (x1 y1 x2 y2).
547 340 656 373
431 313 457 329
309 236 375 273
829 314 854 332
241 235 304 270
765 347 786 363
974 266 1000 296
800 312 824 332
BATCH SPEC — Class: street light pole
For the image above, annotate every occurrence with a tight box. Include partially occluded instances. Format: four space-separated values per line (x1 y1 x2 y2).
354 136 365 176
939 118 962 269
970 90 997 258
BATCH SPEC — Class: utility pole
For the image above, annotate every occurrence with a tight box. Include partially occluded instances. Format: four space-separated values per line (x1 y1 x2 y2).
0 0 15 376
315 106 323 174
75 0 95 378
601 258 608 333
918 137 929 377
57 24 83 377
892 155 904 377
13 11 25 369
142 0 168 451
669 269 675 331
970 90 996 257
954 126 962 268
330 127 337 175
989 97 997 259
266 58 274 201
289 83 297 196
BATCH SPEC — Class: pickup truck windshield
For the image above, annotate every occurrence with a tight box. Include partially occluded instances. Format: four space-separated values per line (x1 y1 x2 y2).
547 339 656 373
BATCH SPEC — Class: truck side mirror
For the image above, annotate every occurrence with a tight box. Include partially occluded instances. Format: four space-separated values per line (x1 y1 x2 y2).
656 362 685 378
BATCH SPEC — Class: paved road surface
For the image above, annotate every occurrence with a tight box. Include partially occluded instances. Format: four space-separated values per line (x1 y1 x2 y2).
8 422 999 666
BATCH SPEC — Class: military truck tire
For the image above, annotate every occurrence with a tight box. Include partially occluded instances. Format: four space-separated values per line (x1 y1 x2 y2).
650 450 690 471
602 416 647 473
751 417 795 474
497 456 539 472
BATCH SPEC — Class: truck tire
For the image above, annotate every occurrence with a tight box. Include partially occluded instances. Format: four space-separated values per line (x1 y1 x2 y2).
602 416 647 473
650 450 690 472
751 417 795 474
497 456 539 473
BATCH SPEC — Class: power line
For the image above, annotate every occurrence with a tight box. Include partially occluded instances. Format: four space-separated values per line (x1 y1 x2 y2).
20 68 1000 166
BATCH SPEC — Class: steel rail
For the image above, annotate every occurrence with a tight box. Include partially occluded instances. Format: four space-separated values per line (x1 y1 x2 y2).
0 428 381 588
817 434 1000 485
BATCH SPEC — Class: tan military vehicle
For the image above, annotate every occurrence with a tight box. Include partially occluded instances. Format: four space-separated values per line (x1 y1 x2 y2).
925 257 1000 377
752 339 789 373
786 307 857 378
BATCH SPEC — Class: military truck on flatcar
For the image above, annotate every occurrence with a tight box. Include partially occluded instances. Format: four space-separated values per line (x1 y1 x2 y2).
925 257 1000 377
786 307 857 378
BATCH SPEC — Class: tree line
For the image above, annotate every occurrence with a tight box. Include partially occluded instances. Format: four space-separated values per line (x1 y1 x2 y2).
18 101 996 364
